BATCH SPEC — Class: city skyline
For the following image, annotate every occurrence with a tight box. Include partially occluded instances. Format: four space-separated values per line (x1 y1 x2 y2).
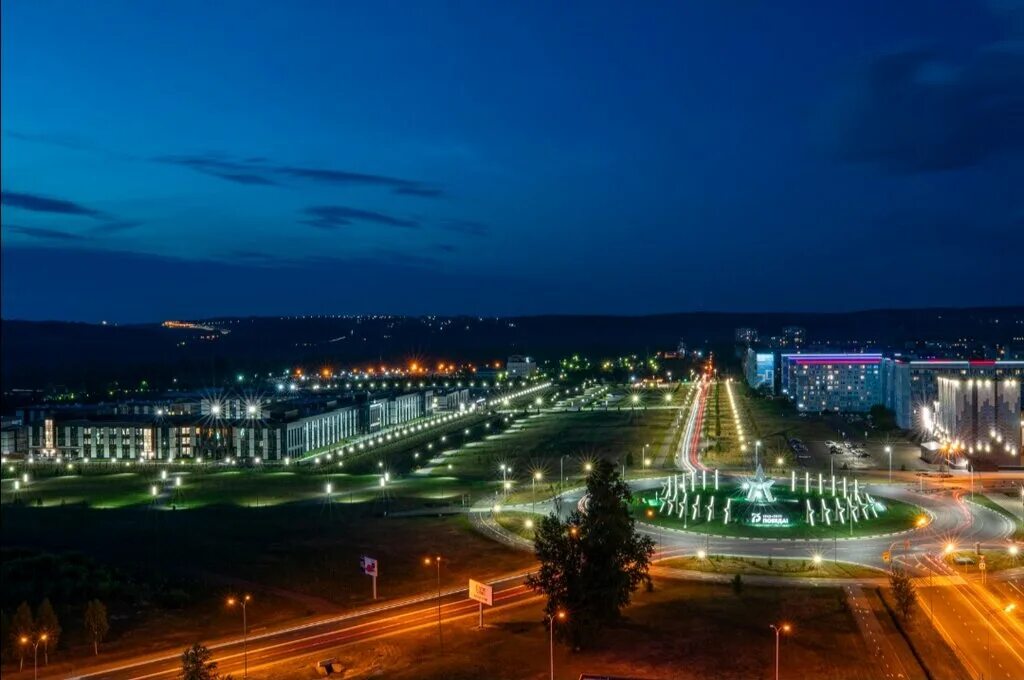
3 0 1022 322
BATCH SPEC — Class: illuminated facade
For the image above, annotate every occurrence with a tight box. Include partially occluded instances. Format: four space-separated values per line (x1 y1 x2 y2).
883 359 1024 432
780 353 883 413
935 376 1021 459
743 349 775 392
506 355 537 378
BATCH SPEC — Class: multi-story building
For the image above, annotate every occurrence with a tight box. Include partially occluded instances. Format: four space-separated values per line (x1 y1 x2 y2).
1 415 25 456
935 376 1021 460
782 326 806 348
22 387 449 462
735 328 759 345
882 358 1024 431
780 353 883 413
743 349 775 393
506 355 537 378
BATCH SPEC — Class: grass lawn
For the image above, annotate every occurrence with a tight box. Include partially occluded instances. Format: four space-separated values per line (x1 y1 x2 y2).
425 408 679 484
494 510 538 541
943 549 1023 573
634 485 924 539
0 504 535 667
970 493 1024 541
1 467 404 509
259 579 876 679
658 554 883 579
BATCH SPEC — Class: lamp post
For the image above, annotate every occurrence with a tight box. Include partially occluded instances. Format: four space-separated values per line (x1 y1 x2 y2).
20 634 47 680
424 556 443 652
549 610 566 680
769 623 791 680
885 446 892 483
559 455 566 490
227 595 251 679
755 440 762 468
533 471 542 513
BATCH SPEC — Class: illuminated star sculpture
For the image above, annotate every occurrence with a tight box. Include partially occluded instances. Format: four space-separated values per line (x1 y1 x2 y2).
744 464 776 504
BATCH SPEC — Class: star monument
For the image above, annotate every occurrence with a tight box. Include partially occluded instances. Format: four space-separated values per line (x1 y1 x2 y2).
744 464 775 504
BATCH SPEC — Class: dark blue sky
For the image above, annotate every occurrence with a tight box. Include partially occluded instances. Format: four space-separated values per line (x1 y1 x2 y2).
2 0 1022 322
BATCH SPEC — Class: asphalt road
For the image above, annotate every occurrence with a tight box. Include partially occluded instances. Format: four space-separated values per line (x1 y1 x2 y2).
61 578 538 680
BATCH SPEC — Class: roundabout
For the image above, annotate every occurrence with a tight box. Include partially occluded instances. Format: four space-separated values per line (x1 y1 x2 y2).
633 466 925 540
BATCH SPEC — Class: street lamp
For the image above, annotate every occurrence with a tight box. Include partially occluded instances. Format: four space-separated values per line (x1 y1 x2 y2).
549 610 567 680
885 446 893 483
20 633 47 680
424 556 443 651
755 440 762 467
769 623 791 680
226 595 252 679
533 471 543 512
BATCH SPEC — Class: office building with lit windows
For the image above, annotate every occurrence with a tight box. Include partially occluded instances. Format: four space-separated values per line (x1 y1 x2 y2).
780 353 883 413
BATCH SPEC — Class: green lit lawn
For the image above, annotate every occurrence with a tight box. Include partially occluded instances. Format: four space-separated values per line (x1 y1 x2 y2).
427 408 679 485
0 384 681 511
634 485 923 540
658 554 883 579
944 549 1023 573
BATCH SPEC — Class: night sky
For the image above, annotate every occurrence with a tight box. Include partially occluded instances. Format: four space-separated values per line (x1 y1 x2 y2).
2 1 1022 322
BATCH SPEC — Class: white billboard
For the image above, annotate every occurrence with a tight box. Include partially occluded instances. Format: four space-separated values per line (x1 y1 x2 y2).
468 578 493 606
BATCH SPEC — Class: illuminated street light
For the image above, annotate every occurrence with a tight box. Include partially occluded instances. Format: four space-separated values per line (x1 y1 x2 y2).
770 623 791 680
424 556 444 651
697 549 707 560
944 543 956 555
549 610 567 680
226 595 252 679
21 632 48 680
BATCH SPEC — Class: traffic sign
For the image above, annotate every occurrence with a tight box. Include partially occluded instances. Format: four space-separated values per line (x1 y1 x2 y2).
360 556 378 576
882 551 891 563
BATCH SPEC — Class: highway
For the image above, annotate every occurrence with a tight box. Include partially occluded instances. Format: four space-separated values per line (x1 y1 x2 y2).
64 579 538 680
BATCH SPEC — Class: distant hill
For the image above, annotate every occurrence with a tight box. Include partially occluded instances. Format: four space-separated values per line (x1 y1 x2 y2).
2 307 1021 392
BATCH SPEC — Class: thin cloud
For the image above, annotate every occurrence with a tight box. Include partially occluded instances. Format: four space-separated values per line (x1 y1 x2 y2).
438 218 488 236
5 130 91 150
6 224 88 241
301 205 419 230
89 220 145 235
154 155 280 186
2 190 108 219
393 186 445 198
823 45 1024 173
156 153 441 195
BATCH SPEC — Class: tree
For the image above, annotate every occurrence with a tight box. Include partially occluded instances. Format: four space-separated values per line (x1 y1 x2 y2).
11 602 33 671
869 404 897 431
35 598 60 665
526 459 655 647
83 600 110 656
180 643 228 680
0 611 9 665
890 568 916 621
731 574 743 596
